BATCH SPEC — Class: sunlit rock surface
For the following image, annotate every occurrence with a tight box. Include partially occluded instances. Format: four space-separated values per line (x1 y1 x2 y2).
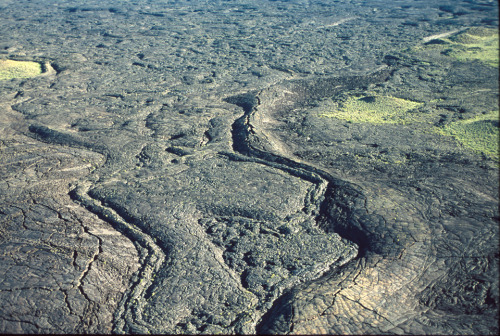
0 0 498 334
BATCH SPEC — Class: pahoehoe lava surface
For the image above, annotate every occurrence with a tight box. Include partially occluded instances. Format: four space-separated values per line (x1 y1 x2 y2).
1 0 498 334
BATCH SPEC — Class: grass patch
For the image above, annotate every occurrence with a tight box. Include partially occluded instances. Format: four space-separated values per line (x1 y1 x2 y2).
439 112 499 160
321 95 423 124
423 27 499 67
321 94 498 160
0 59 42 80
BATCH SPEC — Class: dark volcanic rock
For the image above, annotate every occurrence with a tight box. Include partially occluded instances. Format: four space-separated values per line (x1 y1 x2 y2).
0 0 498 334
0 120 140 333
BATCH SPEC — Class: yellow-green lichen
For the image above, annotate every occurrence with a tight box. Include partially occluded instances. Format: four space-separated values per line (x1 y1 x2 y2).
321 94 498 161
0 59 42 80
438 112 499 160
424 27 499 67
321 95 424 124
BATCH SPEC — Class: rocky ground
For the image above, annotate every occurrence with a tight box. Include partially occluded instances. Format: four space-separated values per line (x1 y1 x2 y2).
0 0 498 334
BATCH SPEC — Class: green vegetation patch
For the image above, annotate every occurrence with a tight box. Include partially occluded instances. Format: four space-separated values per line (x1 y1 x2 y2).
321 95 423 124
0 59 42 80
425 27 499 67
321 94 498 160
439 112 499 160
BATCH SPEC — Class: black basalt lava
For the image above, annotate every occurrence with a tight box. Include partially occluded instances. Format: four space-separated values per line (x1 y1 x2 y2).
0 0 498 334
